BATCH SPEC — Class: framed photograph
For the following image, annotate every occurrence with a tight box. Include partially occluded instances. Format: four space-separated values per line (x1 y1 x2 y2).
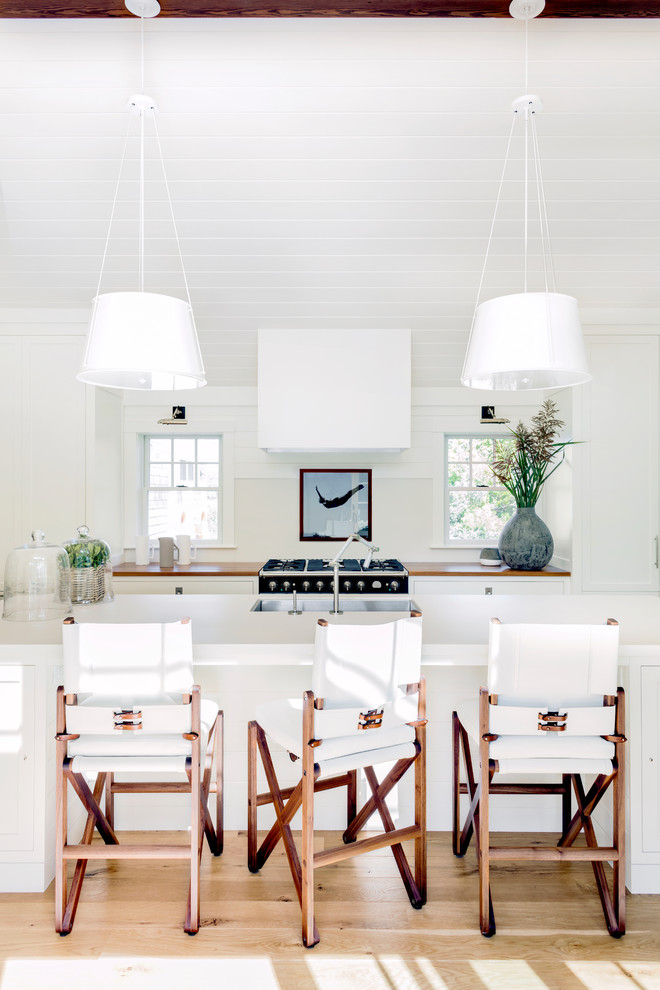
300 469 372 542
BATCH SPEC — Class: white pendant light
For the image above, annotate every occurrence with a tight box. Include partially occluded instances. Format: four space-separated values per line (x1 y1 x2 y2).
461 0 591 392
77 3 206 391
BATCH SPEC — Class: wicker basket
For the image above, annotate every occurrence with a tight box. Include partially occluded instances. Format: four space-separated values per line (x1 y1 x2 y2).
69 565 106 605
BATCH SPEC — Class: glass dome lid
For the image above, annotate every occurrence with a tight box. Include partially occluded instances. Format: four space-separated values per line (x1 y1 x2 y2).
2 529 73 622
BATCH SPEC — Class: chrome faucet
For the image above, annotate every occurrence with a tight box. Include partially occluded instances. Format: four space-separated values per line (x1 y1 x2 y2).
330 533 380 615
288 586 302 615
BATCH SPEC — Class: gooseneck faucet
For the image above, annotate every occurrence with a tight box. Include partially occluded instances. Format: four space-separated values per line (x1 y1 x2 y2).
330 533 380 615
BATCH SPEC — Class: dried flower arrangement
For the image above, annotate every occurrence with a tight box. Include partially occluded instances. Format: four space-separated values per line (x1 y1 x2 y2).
490 398 577 508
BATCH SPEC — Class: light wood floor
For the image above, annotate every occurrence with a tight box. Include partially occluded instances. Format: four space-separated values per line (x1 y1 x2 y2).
1 831 660 990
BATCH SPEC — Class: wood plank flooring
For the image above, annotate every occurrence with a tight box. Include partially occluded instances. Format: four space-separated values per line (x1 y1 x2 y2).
1 831 660 990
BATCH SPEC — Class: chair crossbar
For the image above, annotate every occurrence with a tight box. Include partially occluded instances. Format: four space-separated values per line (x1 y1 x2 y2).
255 771 354 807
314 825 422 869
488 846 618 862
63 844 194 860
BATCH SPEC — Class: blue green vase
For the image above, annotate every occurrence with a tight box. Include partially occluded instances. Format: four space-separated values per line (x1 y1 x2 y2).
498 506 553 571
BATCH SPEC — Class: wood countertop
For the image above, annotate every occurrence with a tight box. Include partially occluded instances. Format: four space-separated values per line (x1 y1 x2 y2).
113 561 570 578
403 562 570 577
113 562 263 577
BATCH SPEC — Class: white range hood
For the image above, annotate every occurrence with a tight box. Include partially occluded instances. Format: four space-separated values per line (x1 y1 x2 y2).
257 329 411 453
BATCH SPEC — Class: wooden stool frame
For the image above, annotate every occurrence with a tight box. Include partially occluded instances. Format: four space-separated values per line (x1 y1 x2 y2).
452 684 626 938
247 679 427 948
55 683 223 936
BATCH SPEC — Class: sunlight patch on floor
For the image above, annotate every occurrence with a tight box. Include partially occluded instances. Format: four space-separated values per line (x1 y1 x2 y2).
305 955 393 990
568 961 660 990
0 957 280 990
470 960 550 990
414 958 451 988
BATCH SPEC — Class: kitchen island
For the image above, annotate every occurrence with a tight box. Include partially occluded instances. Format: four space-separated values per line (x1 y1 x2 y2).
2 593 659 895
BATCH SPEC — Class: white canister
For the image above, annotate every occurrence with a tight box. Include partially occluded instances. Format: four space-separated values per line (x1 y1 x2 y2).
176 534 196 565
135 536 153 566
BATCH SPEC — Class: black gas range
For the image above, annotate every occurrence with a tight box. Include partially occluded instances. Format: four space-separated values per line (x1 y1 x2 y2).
258 558 408 595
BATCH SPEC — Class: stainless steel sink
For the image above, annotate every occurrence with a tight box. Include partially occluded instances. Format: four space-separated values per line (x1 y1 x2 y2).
250 597 419 613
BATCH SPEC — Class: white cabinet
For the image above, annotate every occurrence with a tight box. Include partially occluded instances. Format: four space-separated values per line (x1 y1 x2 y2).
0 335 87 571
114 576 257 595
410 577 569 596
624 656 660 893
574 336 659 594
0 655 63 893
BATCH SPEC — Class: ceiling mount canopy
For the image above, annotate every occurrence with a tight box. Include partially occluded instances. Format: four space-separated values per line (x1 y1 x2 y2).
461 0 591 392
77 0 205 392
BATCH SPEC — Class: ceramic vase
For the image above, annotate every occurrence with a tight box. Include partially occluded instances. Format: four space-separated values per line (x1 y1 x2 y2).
498 506 553 571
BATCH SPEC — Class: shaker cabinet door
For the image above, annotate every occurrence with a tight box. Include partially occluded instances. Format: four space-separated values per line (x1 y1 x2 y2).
575 336 659 594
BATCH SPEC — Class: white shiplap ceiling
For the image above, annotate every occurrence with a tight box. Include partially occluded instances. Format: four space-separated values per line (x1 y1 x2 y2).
0 15 658 386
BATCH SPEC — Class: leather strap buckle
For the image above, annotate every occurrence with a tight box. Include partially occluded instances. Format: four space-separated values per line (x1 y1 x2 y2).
358 708 384 731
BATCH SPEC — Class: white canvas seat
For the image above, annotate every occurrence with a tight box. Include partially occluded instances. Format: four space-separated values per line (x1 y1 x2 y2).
55 617 223 935
248 613 427 948
452 617 625 938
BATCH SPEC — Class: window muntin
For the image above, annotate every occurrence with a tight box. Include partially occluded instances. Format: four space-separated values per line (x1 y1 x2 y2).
143 436 222 543
445 435 515 544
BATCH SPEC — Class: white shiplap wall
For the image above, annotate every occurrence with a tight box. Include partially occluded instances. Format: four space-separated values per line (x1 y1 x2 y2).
0 16 659 336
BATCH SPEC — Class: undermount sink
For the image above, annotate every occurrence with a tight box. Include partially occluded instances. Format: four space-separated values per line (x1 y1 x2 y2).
250 596 419 613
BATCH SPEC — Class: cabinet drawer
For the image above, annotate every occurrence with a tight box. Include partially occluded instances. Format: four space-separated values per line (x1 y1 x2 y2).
411 578 566 596
114 577 256 595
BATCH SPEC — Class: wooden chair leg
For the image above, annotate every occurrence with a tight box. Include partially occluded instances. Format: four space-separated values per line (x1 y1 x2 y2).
105 772 115 831
185 691 202 935
415 678 427 905
478 687 495 937
561 773 571 838
216 710 224 856
55 688 67 935
301 691 318 949
247 720 259 873
613 686 626 936
346 769 357 839
452 711 461 855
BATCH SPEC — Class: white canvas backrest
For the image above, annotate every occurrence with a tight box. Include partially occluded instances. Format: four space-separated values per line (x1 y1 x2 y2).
488 619 619 708
312 615 422 708
62 618 194 699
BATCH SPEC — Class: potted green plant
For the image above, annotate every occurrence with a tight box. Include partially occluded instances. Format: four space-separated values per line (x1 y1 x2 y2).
490 398 576 570
63 525 114 604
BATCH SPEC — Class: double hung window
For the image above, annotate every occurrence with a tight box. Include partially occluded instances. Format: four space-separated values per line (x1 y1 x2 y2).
143 436 222 543
445 435 515 544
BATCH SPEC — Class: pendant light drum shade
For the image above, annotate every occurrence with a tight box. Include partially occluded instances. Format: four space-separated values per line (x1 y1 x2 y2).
77 292 206 391
461 292 591 391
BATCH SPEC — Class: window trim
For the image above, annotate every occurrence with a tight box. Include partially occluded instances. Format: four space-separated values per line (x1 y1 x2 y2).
141 434 224 547
443 432 515 547
123 418 236 550
431 429 535 550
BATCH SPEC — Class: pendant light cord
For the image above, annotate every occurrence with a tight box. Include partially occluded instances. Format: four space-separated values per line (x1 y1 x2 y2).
94 117 133 303
152 116 196 315
461 112 517 368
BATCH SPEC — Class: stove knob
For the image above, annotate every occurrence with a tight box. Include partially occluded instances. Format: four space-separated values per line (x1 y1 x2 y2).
372 580 382 589
282 581 291 592
357 580 365 592
343 580 352 592
302 581 311 592
315 580 325 592
390 580 400 592
268 581 277 592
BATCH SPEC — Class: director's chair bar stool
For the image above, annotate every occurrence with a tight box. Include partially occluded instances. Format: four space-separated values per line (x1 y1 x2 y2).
55 617 223 935
453 617 625 938
247 611 426 948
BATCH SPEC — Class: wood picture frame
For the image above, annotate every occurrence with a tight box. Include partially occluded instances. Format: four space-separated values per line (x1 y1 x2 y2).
299 469 372 542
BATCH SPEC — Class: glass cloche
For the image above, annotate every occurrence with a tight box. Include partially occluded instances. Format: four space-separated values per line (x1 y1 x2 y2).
63 525 114 605
3 530 73 621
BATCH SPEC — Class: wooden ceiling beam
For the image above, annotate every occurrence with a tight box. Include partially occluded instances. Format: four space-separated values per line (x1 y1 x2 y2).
2 0 660 16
